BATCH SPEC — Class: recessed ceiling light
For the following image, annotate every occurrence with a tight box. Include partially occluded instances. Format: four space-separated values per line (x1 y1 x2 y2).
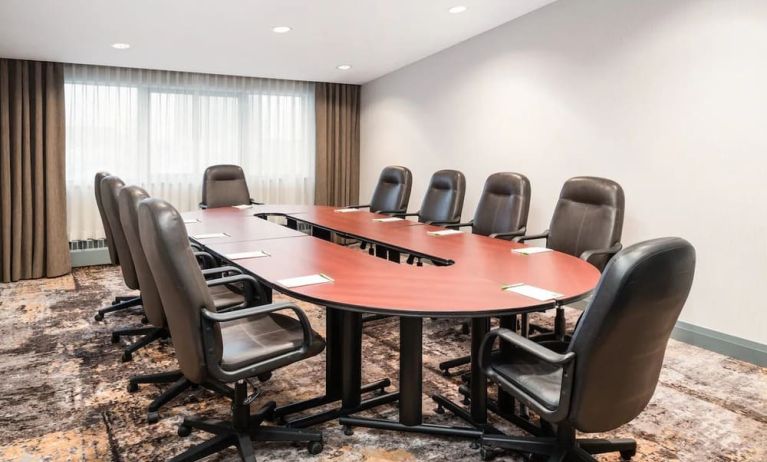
337 64 352 71
272 26 292 33
111 43 131 50
448 6 468 14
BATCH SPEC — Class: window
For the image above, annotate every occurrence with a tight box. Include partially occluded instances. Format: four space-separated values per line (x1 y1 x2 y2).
64 64 315 241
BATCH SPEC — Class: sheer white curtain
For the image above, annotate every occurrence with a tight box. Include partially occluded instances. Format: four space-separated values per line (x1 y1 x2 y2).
64 64 315 241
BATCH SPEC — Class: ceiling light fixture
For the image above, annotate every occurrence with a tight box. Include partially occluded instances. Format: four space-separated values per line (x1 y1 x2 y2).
448 6 467 14
337 64 352 71
272 26 292 33
111 43 131 50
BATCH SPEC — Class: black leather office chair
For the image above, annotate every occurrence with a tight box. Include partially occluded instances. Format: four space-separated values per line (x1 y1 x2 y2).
119 186 253 422
200 164 261 209
94 172 143 320
138 197 325 461
516 176 624 339
403 169 466 225
479 237 695 461
451 172 531 239
349 166 413 214
402 169 466 265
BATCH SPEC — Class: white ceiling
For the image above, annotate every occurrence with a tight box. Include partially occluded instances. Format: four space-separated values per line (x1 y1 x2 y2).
0 0 556 84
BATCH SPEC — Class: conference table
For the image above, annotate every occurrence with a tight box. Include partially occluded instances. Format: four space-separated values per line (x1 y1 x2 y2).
181 205 600 440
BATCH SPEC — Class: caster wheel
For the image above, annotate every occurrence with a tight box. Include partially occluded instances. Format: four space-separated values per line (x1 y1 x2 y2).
461 324 470 335
111 333 120 344
343 425 354 436
375 387 386 396
620 450 636 461
441 368 451 377
95 313 104 321
127 381 139 393
434 405 445 415
257 372 272 382
462 397 470 406
141 316 149 324
480 448 492 461
470 441 480 450
147 411 159 424
121 351 132 362
177 424 192 437
308 441 323 455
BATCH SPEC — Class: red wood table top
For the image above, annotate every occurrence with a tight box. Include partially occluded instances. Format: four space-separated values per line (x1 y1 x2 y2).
183 206 600 317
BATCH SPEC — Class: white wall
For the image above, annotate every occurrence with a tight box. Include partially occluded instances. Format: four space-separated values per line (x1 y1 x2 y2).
360 0 767 344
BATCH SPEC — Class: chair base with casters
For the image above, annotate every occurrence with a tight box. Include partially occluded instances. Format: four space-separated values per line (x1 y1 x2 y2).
110 326 167 362
128 370 276 424
172 380 323 462
480 422 636 461
94 296 142 321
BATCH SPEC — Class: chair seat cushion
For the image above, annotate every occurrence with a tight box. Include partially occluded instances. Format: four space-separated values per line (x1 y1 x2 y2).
220 312 325 372
209 284 245 308
491 349 563 410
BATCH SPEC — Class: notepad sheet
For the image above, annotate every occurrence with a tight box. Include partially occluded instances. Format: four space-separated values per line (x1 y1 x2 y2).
512 247 553 255
372 217 404 222
334 208 360 213
192 233 229 239
225 250 269 260
504 284 563 301
232 204 253 210
427 229 463 237
183 218 200 224
277 274 333 288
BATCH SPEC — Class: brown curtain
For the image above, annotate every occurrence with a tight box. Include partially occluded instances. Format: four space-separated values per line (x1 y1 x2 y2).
314 82 360 207
0 59 70 282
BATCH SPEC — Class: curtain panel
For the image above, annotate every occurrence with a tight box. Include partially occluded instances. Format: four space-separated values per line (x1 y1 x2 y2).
64 64 315 241
0 59 70 282
314 83 360 207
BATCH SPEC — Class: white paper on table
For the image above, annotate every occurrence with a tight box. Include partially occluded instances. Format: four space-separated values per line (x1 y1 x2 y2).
183 218 200 224
232 204 253 210
334 208 360 213
503 283 563 301
372 217 404 223
192 233 229 239
277 273 334 288
225 250 270 260
427 229 463 237
512 247 553 255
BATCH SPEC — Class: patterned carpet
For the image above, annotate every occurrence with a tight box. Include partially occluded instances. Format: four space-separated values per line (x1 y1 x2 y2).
0 265 765 462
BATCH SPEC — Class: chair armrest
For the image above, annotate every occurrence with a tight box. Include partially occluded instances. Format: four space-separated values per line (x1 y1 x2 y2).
372 208 406 215
580 242 622 266
194 251 217 269
445 221 474 230
201 266 242 277
200 303 315 382
426 219 461 226
480 328 575 422
479 328 575 371
345 204 370 209
490 227 527 240
512 230 550 243
249 199 264 205
397 212 420 218
199 202 208 210
206 273 266 306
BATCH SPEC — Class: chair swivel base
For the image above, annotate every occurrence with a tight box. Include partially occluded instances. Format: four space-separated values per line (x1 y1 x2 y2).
95 296 142 321
110 326 167 361
172 381 323 462
128 370 235 424
480 424 636 462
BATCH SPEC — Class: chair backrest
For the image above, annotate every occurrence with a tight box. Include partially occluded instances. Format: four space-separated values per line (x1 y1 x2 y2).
567 237 695 432
472 172 531 237
547 176 624 271
138 198 221 384
369 166 413 213
95 172 119 265
100 175 139 290
418 169 466 224
201 164 251 208
118 186 166 328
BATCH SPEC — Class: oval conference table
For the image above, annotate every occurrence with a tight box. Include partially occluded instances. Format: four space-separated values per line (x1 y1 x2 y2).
181 205 600 441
